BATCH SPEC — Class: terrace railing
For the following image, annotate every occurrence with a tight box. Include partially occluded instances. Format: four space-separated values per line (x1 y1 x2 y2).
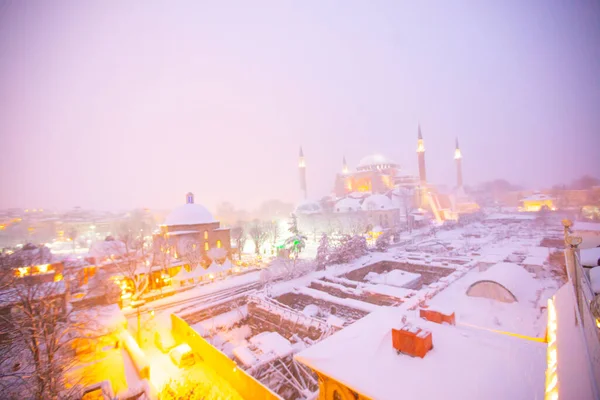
561 220 600 399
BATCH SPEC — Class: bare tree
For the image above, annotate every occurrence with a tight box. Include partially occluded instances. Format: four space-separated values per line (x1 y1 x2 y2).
268 220 281 247
248 220 269 256
230 225 247 260
0 270 99 400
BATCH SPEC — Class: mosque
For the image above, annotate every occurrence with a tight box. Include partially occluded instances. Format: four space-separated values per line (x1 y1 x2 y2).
159 192 231 265
295 126 480 228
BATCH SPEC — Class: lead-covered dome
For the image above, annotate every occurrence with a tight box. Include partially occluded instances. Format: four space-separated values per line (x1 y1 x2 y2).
361 194 395 211
356 154 399 171
165 192 216 226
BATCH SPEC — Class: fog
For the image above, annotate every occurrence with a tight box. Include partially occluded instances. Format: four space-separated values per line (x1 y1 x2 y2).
1 1 599 211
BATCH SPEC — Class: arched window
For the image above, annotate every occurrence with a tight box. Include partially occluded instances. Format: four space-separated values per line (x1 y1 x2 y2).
204 230 208 240
217 240 222 248
204 242 209 251
333 390 342 400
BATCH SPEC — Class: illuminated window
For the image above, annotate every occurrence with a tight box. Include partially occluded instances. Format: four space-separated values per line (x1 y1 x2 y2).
204 242 209 251
204 230 208 240
217 240 221 248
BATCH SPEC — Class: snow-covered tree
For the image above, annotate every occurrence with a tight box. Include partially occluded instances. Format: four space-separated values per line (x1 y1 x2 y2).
230 225 247 259
285 214 307 263
248 220 269 255
0 272 101 400
315 233 330 270
375 230 393 252
328 234 367 265
268 220 281 246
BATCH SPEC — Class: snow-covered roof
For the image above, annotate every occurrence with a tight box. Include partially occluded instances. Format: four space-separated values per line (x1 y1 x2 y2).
334 197 362 213
467 262 537 303
581 247 600 267
361 194 396 211
522 256 546 266
521 193 553 202
295 307 545 400
166 230 199 236
356 154 398 169
164 203 216 226
295 200 322 215
573 221 600 232
88 240 127 259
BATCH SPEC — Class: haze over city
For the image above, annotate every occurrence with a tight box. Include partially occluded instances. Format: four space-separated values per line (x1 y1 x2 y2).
1 1 599 211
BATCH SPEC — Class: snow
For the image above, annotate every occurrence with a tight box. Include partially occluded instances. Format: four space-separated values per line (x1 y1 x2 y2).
233 345 259 367
357 154 397 169
428 265 551 337
296 286 380 313
326 315 345 328
164 203 215 226
551 283 598 400
363 284 415 299
485 213 535 221
521 193 553 201
191 305 248 336
334 197 362 213
295 307 545 400
590 267 600 294
365 269 421 288
468 262 538 303
233 332 294 368
573 221 600 232
250 331 293 358
581 247 600 267
295 200 322 215
165 230 199 236
361 194 395 211
522 256 546 266
302 304 320 317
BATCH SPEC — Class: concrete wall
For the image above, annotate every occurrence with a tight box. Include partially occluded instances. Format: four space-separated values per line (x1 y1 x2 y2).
170 314 281 400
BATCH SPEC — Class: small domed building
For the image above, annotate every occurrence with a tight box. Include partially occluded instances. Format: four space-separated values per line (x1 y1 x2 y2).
160 193 231 264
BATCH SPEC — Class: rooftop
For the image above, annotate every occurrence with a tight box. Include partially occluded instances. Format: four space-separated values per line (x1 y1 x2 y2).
295 307 545 400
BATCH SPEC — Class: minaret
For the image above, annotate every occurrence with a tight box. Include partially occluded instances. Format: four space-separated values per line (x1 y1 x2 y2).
298 146 307 199
417 124 426 184
342 156 349 174
454 137 463 188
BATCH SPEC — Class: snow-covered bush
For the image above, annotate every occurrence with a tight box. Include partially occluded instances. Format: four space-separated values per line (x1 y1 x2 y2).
375 230 393 252
328 235 368 265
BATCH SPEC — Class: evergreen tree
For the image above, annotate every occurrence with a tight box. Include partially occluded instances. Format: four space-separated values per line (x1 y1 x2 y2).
315 233 330 270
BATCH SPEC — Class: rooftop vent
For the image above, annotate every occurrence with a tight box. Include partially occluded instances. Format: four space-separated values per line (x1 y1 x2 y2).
419 306 456 325
392 323 433 358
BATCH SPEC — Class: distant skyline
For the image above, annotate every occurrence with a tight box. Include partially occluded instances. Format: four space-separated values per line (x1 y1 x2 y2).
1 1 599 212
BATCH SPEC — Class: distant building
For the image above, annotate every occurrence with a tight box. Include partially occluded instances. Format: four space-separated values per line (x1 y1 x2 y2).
160 193 231 265
519 193 556 212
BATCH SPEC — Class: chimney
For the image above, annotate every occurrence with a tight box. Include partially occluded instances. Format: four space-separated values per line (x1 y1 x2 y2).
419 306 456 325
392 323 433 358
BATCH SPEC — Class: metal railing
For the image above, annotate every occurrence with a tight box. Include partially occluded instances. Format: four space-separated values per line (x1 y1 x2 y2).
562 220 600 399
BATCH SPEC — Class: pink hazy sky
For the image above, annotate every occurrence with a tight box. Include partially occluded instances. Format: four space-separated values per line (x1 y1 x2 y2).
1 1 599 211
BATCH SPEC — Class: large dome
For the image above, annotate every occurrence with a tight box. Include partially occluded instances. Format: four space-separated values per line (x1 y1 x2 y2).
165 193 216 226
356 154 399 170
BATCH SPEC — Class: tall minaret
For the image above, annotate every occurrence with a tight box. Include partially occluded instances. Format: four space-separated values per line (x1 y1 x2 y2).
454 137 463 188
417 124 426 184
299 146 307 199
342 156 349 174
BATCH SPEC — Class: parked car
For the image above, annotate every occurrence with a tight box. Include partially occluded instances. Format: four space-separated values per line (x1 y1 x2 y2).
154 331 176 353
169 343 196 367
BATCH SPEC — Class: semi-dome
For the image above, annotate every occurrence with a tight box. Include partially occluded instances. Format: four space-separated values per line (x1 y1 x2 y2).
295 200 322 215
361 194 395 211
334 197 362 213
356 154 399 171
165 193 216 226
